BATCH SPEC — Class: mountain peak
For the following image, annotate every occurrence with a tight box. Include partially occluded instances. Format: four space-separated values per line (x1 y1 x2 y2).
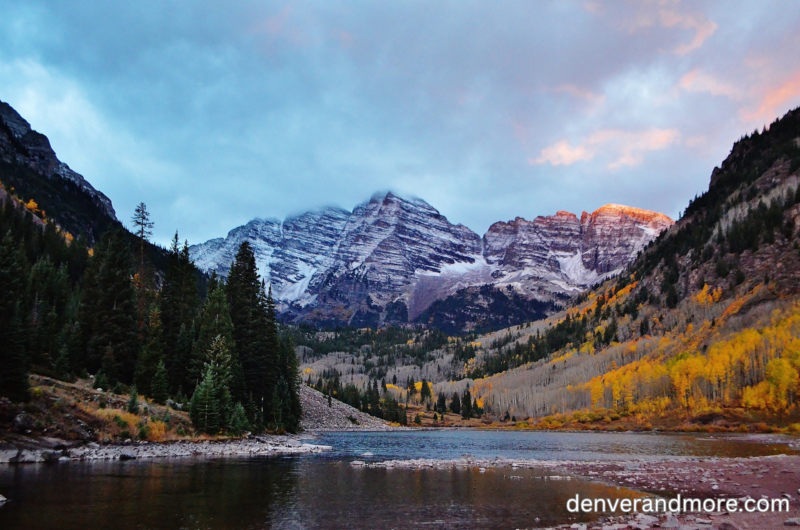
591 203 673 223
192 192 673 330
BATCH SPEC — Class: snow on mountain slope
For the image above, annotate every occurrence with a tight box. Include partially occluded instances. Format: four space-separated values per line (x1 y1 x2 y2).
190 193 673 329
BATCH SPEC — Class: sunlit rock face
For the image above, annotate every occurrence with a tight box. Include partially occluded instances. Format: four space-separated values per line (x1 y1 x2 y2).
484 204 674 298
191 194 673 330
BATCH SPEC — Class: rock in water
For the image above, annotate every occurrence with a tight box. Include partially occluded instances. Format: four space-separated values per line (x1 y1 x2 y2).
119 449 137 461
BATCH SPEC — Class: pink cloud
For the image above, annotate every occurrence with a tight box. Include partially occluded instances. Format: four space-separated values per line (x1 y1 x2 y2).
552 84 606 105
678 69 739 98
744 71 800 122
658 8 717 55
599 1 717 55
531 140 592 166
533 128 681 169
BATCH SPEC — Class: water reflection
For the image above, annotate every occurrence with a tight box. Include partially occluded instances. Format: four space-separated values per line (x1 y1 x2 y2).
0 457 644 529
316 430 797 461
0 431 793 530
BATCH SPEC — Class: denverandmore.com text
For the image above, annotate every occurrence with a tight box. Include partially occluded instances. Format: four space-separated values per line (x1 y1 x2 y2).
566 494 790 514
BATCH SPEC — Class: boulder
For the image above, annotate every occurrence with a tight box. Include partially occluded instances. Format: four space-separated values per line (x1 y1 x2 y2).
41 450 63 463
661 516 681 528
12 413 36 433
0 494 7 504
0 450 19 463
119 449 137 461
785 518 800 527
718 522 742 530
10 450 44 463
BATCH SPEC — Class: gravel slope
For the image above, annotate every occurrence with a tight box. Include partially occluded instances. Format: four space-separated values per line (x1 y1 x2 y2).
300 385 392 431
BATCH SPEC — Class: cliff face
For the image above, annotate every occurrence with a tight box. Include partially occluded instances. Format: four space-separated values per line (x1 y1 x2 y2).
191 193 673 331
0 100 117 243
0 101 115 219
483 205 674 294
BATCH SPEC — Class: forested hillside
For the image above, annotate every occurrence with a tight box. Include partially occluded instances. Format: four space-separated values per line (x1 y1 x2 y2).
0 173 301 436
463 107 800 429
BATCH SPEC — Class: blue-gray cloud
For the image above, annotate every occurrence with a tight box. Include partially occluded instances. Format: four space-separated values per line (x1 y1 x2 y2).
1 0 799 245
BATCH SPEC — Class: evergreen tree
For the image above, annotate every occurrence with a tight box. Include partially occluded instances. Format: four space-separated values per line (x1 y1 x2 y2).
0 232 29 401
420 377 431 401
151 360 169 405
229 402 251 436
131 202 153 332
461 388 472 419
203 335 234 428
277 336 302 432
227 242 273 425
171 323 194 394
190 366 220 434
127 386 140 414
449 392 461 415
161 233 198 387
135 309 166 396
407 375 417 397
436 392 447 414
191 274 243 399
83 229 139 383
94 372 108 391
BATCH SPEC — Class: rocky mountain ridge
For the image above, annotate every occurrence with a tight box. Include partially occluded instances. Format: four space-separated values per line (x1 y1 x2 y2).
0 101 115 220
191 192 673 331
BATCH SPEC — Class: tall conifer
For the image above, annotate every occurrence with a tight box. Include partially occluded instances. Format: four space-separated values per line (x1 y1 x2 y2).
135 309 166 396
0 232 30 401
85 229 139 383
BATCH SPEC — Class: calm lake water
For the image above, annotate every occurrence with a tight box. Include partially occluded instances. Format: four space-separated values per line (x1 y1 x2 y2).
0 431 794 530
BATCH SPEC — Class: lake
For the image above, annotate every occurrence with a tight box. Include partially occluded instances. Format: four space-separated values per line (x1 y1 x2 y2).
0 430 794 529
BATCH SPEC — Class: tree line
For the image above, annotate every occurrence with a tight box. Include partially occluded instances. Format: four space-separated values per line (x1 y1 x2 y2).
0 197 301 433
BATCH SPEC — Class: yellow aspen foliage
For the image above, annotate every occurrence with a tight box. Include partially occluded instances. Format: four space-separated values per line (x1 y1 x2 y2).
695 284 723 306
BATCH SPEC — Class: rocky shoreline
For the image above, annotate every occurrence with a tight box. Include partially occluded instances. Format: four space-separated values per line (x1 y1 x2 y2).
0 434 331 464
349 454 800 529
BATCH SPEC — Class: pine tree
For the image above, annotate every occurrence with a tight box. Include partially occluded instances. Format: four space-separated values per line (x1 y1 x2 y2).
131 202 153 332
192 274 241 398
436 392 447 414
135 309 166 396
204 335 234 428
161 233 198 389
171 322 194 394
449 392 461 415
0 232 29 402
461 388 472 419
127 386 140 414
229 402 251 436
84 229 139 383
227 242 273 425
190 366 220 434
420 377 431 401
151 360 169 404
278 336 302 432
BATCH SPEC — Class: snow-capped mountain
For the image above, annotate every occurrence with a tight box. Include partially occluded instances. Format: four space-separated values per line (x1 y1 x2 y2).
190 192 673 330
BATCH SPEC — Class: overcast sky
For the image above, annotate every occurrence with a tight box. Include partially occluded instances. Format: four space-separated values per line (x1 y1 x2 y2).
1 1 799 246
